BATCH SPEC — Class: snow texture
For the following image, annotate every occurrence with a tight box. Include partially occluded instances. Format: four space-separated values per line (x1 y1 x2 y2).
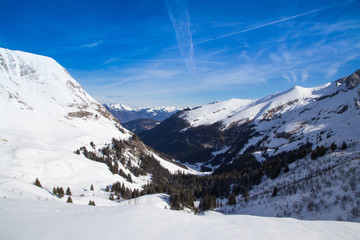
0 47 194 204
1 196 359 240
105 103 183 122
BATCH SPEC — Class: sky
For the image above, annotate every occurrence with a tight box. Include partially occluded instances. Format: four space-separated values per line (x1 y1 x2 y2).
0 0 359 107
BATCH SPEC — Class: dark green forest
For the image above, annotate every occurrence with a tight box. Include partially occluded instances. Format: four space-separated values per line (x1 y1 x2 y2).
76 137 343 212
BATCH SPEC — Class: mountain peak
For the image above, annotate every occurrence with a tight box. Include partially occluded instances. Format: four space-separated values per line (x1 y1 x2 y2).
104 103 183 123
336 69 360 89
0 47 119 124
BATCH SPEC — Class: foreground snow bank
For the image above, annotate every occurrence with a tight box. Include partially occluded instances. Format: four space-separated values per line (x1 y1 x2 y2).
1 196 359 240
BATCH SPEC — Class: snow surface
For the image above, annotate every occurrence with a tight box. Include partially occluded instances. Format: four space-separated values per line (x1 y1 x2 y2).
181 74 360 161
221 142 360 221
1 196 359 240
107 103 183 113
181 84 332 128
1 47 359 238
105 102 184 122
0 47 196 204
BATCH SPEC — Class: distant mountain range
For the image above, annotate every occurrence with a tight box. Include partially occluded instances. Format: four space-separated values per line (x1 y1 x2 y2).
103 103 183 123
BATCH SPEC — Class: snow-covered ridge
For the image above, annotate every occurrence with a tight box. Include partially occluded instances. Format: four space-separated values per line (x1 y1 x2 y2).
0 47 194 204
180 83 336 128
140 69 360 170
0 47 121 130
181 69 360 129
104 103 184 122
107 103 183 113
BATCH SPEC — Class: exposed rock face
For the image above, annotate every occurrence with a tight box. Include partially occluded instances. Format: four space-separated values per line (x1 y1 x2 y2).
336 69 360 89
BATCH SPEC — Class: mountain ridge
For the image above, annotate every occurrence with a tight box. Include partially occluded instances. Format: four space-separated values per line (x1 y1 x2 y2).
104 103 183 123
140 69 360 169
0 47 195 204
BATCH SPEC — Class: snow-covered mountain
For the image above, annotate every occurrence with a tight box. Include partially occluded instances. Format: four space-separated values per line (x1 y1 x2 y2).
0 47 195 204
139 70 360 221
140 70 360 168
104 103 183 123
1 47 359 225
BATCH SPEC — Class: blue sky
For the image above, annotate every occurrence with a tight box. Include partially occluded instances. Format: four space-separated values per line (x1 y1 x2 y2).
1 0 359 107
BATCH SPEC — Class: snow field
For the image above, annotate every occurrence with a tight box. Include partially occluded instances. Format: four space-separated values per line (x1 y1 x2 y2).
1 196 359 240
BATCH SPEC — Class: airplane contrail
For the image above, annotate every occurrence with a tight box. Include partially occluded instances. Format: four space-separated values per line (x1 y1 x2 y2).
196 7 325 44
164 0 196 72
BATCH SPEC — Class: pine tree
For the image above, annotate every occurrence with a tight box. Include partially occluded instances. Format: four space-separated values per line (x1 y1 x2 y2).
271 186 278 197
242 188 249 202
88 200 96 206
90 184 94 191
283 164 289 173
341 141 347 150
67 196 73 203
53 187 57 195
34 178 42 188
330 142 337 151
109 194 115 201
127 173 133 183
228 193 236 205
66 187 72 196
58 187 65 198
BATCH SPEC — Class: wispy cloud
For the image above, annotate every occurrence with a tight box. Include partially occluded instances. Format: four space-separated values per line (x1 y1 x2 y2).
196 7 327 44
164 0 195 72
301 70 309 82
80 41 102 48
106 95 125 99
79 40 123 48
73 1 360 107
282 72 299 83
103 67 182 88
325 54 360 78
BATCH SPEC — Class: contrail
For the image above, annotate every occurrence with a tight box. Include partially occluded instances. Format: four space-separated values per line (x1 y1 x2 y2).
196 7 325 44
164 0 195 72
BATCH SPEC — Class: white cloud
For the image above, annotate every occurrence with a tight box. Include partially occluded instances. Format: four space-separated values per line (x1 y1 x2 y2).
80 41 102 48
301 70 309 82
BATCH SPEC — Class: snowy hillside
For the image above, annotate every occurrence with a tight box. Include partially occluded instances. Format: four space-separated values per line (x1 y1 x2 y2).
1 196 359 240
219 143 360 221
0 47 195 204
141 69 360 167
139 69 360 221
104 103 183 122
1 47 359 236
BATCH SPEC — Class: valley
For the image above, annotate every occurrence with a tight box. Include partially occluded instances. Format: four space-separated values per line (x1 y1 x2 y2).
0 47 359 239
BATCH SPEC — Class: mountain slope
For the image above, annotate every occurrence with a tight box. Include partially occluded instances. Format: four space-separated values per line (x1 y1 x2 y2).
140 70 360 169
138 70 360 221
104 103 182 123
122 118 160 133
0 48 195 203
1 197 359 240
